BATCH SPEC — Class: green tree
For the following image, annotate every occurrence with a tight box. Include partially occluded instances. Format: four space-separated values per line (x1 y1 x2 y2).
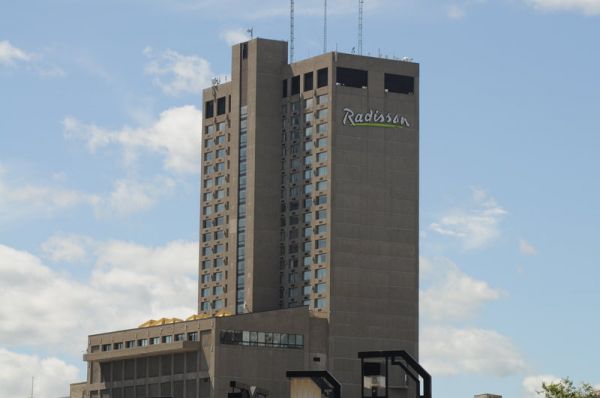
539 378 598 398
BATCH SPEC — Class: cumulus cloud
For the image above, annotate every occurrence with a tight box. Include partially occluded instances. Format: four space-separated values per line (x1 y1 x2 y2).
0 348 79 398
421 326 527 377
41 235 92 263
144 47 214 96
220 28 251 45
0 166 100 222
0 167 175 221
421 257 502 321
0 40 32 65
527 0 600 15
523 374 561 398
64 105 203 174
0 239 198 354
519 239 537 255
429 188 507 250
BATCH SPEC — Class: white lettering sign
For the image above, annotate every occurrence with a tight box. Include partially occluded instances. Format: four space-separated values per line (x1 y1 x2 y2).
342 108 410 128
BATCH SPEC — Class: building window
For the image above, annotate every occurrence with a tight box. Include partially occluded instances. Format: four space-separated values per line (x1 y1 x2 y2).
316 253 327 264
203 206 213 216
317 123 328 135
291 76 300 95
201 273 210 283
216 149 226 158
188 332 199 341
215 189 225 199
315 195 327 205
317 67 328 88
202 233 212 242
215 257 225 267
101 344 111 352
315 238 327 249
316 283 327 294
304 126 313 138
150 337 160 345
215 203 225 212
303 256 312 266
304 98 313 109
282 79 288 97
316 109 328 120
303 227 312 237
137 339 148 347
288 273 297 283
303 270 311 281
217 97 226 115
201 247 211 256
204 152 214 162
174 333 185 342
220 330 304 349
214 272 223 282
304 112 313 124
206 124 216 135
303 285 312 295
316 224 327 234
303 212 312 223
316 268 327 279
303 241 312 252
304 198 312 209
201 287 210 297
214 299 224 310
315 298 327 308
336 67 368 88
316 209 327 220
205 100 214 118
303 184 313 195
316 137 328 147
304 71 314 91
215 162 225 171
214 286 224 295
200 302 210 311
315 166 328 177
162 335 173 344
304 155 312 166
316 152 327 162
304 141 313 152
384 73 415 94
317 94 328 105
316 181 328 191
203 191 213 201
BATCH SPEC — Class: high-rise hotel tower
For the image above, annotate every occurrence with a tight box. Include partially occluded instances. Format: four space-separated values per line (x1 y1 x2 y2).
71 38 419 398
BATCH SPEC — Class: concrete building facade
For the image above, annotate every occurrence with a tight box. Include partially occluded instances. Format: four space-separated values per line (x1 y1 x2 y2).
71 38 419 398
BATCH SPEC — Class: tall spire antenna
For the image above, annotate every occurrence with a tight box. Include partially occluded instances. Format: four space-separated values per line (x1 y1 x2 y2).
290 0 295 63
323 0 328 53
358 0 364 55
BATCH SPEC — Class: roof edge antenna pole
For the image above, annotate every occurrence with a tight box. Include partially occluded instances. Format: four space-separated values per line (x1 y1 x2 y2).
323 0 328 53
358 0 364 55
290 0 295 63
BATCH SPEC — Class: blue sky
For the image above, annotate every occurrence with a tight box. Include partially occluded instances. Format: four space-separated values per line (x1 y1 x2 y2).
1 0 599 397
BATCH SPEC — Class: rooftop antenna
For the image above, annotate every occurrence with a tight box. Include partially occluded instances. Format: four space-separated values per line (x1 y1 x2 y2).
323 0 327 53
358 0 364 55
290 0 295 63
29 377 34 398
247 28 254 39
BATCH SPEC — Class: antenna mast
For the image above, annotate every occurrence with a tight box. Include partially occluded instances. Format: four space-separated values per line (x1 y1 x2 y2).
29 377 34 398
358 0 364 55
323 0 328 53
290 0 295 63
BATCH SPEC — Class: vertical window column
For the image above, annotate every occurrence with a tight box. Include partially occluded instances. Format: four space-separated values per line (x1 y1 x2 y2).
235 105 248 314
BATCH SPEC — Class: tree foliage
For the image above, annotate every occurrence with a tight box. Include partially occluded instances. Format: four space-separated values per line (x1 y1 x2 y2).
539 378 598 398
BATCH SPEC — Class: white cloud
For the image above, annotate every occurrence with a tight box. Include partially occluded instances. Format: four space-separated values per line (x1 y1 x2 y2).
0 348 79 398
519 239 537 255
42 235 92 263
523 374 561 398
421 326 527 377
421 257 502 321
429 188 507 250
64 105 203 174
220 28 251 46
0 40 32 65
0 239 198 354
527 0 600 15
144 47 214 96
0 166 100 221
0 167 174 221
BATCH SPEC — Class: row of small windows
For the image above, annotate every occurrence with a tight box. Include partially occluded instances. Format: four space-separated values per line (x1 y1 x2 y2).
200 271 223 284
199 298 225 311
282 195 327 212
205 96 229 118
93 332 200 353
282 209 327 226
202 216 225 228
203 148 227 162
200 285 226 297
220 330 304 349
284 253 327 268
283 68 329 97
202 174 227 188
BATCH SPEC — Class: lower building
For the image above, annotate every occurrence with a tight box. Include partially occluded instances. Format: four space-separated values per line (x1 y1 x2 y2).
71 307 328 398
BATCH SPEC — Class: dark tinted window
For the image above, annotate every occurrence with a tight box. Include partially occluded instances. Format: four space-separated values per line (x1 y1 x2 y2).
228 94 231 112
217 97 226 115
205 100 214 118
385 73 415 94
304 72 313 91
282 79 288 97
317 67 328 88
291 75 300 95
336 67 368 88
241 42 248 59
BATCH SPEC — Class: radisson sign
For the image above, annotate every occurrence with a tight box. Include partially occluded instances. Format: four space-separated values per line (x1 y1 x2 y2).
342 108 410 128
